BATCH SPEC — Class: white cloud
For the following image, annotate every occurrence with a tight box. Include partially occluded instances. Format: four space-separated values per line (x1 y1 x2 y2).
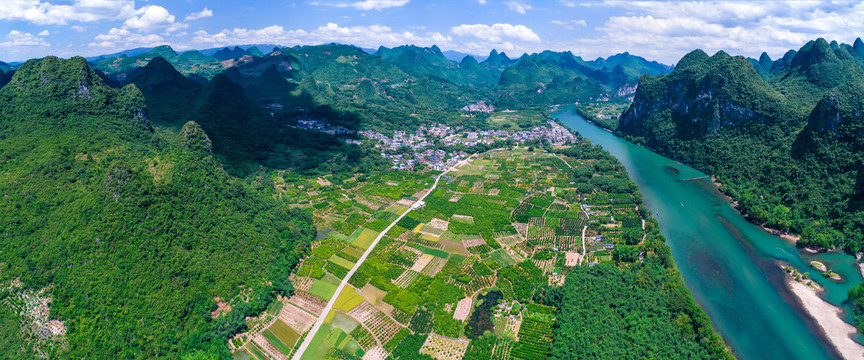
192 23 451 49
351 0 409 10
192 25 308 47
477 0 487 4
1 30 50 47
185 8 213 21
71 25 87 32
0 0 135 25
310 0 410 11
551 19 587 30
37 29 51 36
451 23 540 43
123 5 176 31
90 27 164 48
505 1 532 14
575 0 864 63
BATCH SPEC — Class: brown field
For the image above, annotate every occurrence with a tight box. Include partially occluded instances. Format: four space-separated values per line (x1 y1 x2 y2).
565 252 582 266
360 283 388 305
279 302 317 333
453 297 473 321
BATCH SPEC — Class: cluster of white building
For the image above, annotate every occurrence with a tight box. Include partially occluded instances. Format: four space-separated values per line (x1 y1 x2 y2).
364 121 578 170
383 149 469 171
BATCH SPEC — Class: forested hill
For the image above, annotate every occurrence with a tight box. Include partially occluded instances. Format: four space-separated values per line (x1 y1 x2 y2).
616 37 864 251
0 56 314 358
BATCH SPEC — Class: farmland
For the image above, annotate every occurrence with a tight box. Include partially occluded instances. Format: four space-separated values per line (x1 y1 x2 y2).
233 133 657 359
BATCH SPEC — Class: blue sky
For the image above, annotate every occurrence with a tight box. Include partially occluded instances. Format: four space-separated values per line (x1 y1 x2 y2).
1 0 863 64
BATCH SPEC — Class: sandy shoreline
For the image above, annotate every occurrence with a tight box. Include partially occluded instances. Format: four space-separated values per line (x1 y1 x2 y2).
787 279 864 359
859 263 864 282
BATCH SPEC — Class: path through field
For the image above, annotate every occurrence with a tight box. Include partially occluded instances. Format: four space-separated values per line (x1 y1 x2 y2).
580 225 587 265
579 204 589 265
291 155 476 360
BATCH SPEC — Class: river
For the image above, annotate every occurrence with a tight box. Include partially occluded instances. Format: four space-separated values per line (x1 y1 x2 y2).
552 105 863 360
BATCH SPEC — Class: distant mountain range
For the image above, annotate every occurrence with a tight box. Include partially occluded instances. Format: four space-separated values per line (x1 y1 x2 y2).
79 43 671 133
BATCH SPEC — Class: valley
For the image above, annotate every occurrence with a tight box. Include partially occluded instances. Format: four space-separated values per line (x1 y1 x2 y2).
0 9 863 358
231 141 727 360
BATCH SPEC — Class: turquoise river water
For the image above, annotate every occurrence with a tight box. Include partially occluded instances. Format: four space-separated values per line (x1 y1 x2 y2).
552 105 863 360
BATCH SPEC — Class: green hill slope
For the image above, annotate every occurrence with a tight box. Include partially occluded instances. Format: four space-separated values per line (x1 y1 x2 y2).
0 57 313 359
617 38 864 250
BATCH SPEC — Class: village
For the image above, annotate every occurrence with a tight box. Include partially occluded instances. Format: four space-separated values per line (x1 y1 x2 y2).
359 121 579 170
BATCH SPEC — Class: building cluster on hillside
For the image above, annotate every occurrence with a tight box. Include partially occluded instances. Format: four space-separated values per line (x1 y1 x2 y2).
461 100 494 112
292 118 356 135
362 121 578 170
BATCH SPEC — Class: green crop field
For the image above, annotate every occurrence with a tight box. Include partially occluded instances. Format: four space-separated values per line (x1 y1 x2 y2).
328 255 356 269
268 319 301 348
309 279 339 299
410 244 450 259
262 329 292 355
348 227 380 249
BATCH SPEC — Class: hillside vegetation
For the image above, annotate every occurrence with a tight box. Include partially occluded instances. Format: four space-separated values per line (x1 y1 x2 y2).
618 38 864 251
0 57 314 359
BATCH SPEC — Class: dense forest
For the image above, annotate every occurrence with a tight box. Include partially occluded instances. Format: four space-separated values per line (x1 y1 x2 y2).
0 57 314 358
617 38 864 252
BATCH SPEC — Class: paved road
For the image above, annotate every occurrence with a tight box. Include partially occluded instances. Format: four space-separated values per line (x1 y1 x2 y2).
291 155 474 360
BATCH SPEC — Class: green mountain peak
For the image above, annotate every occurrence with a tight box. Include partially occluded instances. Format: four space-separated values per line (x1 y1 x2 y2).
178 120 213 155
675 49 710 69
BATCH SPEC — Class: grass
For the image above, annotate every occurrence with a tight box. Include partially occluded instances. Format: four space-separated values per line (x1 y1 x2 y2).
309 279 339 300
387 204 409 215
266 300 284 316
329 232 349 241
490 249 517 266
300 324 334 360
450 254 468 263
409 244 450 259
332 312 361 333
327 328 348 349
247 342 268 360
348 227 379 250
321 273 342 285
334 287 365 312
420 234 440 242
328 255 356 269
268 319 301 348
419 223 447 236
262 329 292 355
493 316 510 338
232 349 253 360
341 247 364 259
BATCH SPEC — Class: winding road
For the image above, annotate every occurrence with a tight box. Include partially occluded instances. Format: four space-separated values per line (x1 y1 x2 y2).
291 154 475 360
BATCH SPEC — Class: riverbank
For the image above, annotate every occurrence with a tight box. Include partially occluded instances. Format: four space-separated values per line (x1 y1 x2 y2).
788 279 864 359
710 175 805 244
554 106 861 360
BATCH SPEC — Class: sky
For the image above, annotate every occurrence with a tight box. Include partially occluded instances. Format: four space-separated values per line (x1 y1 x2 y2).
1 0 863 64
